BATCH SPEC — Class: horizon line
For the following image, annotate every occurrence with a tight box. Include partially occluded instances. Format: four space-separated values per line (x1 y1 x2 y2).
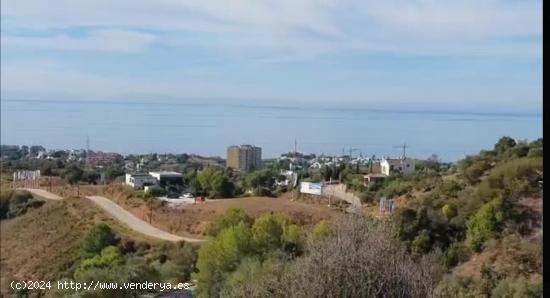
1 97 542 118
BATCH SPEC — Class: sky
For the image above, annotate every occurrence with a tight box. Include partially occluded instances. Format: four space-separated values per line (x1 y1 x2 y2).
0 0 543 114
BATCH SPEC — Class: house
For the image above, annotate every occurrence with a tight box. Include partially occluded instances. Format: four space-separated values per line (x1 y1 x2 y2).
309 161 322 169
364 173 387 186
149 171 183 187
380 158 415 176
125 173 158 189
277 170 298 188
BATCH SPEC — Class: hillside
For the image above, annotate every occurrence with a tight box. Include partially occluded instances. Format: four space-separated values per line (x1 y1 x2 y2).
0 197 168 296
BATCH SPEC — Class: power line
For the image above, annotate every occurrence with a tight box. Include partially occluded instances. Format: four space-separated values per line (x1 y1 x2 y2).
393 143 408 159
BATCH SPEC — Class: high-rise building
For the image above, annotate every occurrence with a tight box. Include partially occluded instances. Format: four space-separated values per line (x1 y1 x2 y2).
226 144 262 172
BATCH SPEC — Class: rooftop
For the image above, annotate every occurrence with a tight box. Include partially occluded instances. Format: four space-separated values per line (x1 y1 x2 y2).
149 171 183 177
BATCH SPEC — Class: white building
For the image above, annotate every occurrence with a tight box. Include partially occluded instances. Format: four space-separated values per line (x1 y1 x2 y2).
277 170 298 188
125 173 158 189
300 182 323 195
380 158 415 176
149 171 183 187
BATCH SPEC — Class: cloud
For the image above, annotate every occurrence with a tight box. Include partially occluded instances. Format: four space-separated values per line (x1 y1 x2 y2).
1 0 542 57
1 29 157 53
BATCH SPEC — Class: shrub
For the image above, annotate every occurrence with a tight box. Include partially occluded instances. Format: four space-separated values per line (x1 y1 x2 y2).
494 136 517 155
433 275 479 298
272 216 443 297
411 230 431 256
466 198 505 251
147 186 167 197
206 208 253 237
527 147 543 158
491 278 543 298
0 190 44 219
382 179 413 197
310 220 331 242
480 157 542 199
81 224 119 258
442 203 458 220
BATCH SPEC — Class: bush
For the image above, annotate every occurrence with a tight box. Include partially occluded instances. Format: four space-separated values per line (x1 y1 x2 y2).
272 216 443 297
527 147 543 158
494 136 517 154
462 160 491 184
466 198 505 251
0 190 44 219
206 208 253 237
81 224 119 258
382 179 413 197
479 157 542 199
491 278 543 298
310 220 331 242
442 203 458 220
147 186 167 197
411 230 431 256
433 275 479 298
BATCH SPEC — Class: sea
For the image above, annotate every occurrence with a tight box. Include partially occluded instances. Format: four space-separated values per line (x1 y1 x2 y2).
0 99 542 162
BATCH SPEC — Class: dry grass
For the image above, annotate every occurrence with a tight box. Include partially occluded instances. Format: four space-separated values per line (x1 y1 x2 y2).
47 184 343 237
0 197 165 296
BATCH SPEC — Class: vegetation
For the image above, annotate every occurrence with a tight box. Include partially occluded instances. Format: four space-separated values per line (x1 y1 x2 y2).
1 136 542 297
0 190 44 219
195 167 235 198
194 210 303 297
195 212 442 297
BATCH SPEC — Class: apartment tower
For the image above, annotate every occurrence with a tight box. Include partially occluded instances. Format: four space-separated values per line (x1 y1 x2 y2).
226 144 262 172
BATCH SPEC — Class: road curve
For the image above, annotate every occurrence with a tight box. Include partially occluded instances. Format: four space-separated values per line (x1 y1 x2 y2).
19 188 63 200
19 188 204 243
86 196 204 243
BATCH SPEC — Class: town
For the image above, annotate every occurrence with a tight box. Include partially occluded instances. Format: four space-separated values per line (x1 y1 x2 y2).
1 142 449 217
0 136 542 297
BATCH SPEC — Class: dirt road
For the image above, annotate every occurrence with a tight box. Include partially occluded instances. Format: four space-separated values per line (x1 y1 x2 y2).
86 196 204 243
20 188 203 243
322 184 362 213
19 188 63 200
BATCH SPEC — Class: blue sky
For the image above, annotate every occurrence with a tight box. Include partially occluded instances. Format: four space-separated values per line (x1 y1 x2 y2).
1 0 542 113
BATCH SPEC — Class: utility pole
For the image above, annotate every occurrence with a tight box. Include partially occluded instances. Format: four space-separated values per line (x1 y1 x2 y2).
393 143 408 159
86 136 90 168
294 139 297 156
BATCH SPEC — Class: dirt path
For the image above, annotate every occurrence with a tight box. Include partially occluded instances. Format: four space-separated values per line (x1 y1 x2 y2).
19 188 63 200
86 196 204 243
20 188 203 243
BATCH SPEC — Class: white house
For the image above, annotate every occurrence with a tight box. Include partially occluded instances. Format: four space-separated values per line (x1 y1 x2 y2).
380 158 415 176
277 170 298 188
125 173 158 189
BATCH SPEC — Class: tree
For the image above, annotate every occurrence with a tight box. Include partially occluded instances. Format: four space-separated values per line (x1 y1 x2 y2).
62 164 84 196
81 224 118 258
83 170 100 184
197 167 234 198
206 208 253 237
494 136 516 155
243 169 276 196
321 166 333 181
251 214 288 255
194 222 253 297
